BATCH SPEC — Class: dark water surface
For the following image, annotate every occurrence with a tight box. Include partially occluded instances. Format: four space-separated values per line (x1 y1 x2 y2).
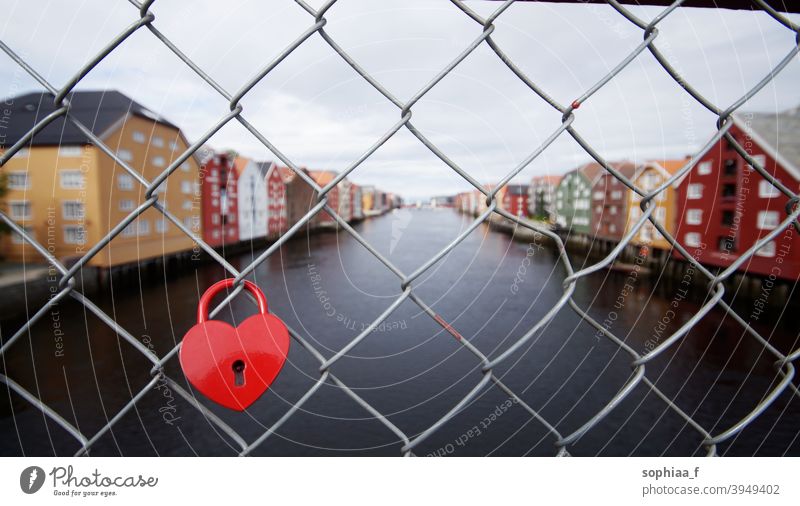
1 209 798 456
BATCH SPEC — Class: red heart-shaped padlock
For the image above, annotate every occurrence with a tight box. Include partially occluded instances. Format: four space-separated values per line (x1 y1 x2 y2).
179 279 290 411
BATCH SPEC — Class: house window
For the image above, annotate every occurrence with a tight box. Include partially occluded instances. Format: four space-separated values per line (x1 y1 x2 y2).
116 149 133 162
721 210 735 226
212 213 220 225
595 205 603 213
117 174 134 190
181 162 191 172
152 136 164 148
758 180 781 198
156 218 168 233
7 171 30 189
138 220 150 235
133 131 146 143
121 223 137 238
212 230 220 239
684 232 701 248
63 225 86 245
697 161 712 175
610 206 617 215
183 216 199 230
723 159 737 176
62 201 84 220
718 236 736 254
11 226 34 244
609 224 617 233
169 140 179 151
60 170 85 189
748 154 766 171
11 148 28 158
119 199 135 211
721 183 737 198
181 181 192 194
593 191 604 200
655 207 666 222
9 201 31 220
757 210 779 230
687 183 703 199
58 146 83 157
610 190 622 200
152 156 166 167
755 241 776 258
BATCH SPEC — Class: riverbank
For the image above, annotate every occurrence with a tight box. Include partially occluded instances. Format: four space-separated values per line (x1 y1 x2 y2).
485 212 797 305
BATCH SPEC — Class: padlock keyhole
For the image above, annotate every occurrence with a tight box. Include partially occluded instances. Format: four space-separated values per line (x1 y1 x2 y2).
232 360 246 387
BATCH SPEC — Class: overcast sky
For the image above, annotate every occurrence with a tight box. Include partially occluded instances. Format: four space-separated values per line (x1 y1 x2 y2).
2 0 799 200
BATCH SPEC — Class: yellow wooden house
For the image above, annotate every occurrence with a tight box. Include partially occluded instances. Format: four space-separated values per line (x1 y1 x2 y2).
0 91 201 268
626 159 685 250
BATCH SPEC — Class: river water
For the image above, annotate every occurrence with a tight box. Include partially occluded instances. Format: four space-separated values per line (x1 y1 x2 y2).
1 208 798 456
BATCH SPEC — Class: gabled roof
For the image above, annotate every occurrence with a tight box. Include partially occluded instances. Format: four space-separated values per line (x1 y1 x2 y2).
504 183 529 195
308 170 339 186
637 159 687 187
0 90 179 147
531 175 562 186
233 156 251 176
254 161 273 179
732 106 800 181
578 161 606 184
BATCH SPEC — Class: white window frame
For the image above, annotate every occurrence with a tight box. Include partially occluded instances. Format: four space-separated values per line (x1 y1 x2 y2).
121 223 137 238
684 232 701 248
11 148 29 158
62 200 84 220
138 220 150 235
152 136 164 148
748 154 767 171
8 200 31 220
756 210 779 230
758 180 781 198
117 174 134 190
58 146 83 157
610 190 622 200
687 183 703 200
686 209 702 225
152 156 166 167
697 161 713 175
755 241 776 258
181 181 192 194
119 199 135 211
132 131 146 143
60 170 85 190
116 149 133 162
6 171 30 189
63 225 86 245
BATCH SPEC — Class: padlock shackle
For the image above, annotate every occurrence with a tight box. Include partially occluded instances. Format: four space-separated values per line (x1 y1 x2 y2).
197 279 269 323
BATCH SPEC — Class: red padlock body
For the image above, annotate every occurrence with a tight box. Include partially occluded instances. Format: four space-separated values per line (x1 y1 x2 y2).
179 312 290 411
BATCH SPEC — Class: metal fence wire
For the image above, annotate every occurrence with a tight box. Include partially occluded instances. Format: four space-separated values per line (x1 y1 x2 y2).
1 0 799 457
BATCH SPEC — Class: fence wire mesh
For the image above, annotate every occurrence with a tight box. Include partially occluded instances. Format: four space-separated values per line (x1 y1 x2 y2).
0 0 799 456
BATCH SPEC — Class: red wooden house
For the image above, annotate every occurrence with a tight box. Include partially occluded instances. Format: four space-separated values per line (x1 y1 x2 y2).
672 107 800 280
501 183 530 217
590 161 637 241
264 162 288 239
200 152 238 247
308 170 341 227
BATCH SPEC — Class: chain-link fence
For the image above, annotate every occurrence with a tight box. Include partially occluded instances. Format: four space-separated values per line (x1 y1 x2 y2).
1 0 799 456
